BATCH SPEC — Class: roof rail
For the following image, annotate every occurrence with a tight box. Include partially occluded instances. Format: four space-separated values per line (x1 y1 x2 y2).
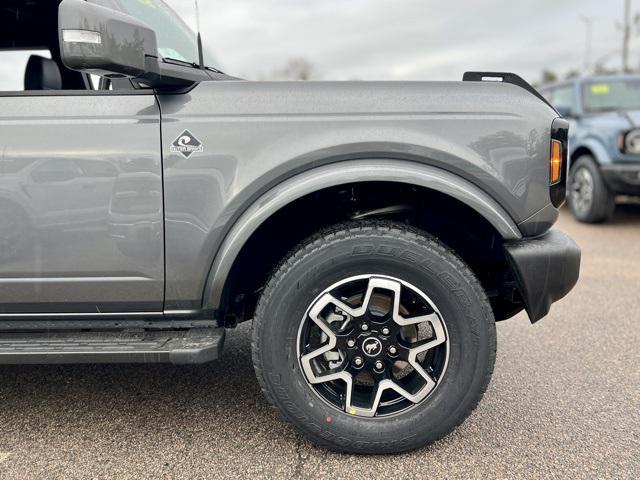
463 71 558 114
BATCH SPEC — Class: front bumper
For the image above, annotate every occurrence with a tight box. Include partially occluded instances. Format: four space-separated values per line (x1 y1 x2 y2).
504 229 581 323
601 164 640 195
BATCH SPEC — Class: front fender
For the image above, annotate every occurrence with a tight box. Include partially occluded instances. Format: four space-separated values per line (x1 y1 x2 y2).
158 80 557 312
572 136 613 166
201 159 522 311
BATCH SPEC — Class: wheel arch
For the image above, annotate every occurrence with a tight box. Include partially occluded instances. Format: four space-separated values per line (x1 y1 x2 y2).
202 159 522 315
570 140 608 168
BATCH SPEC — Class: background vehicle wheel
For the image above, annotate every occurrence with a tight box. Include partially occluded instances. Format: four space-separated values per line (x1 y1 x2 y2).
568 155 615 223
252 222 496 454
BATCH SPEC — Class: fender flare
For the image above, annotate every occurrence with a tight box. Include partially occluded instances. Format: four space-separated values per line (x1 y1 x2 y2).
202 159 522 310
571 137 611 166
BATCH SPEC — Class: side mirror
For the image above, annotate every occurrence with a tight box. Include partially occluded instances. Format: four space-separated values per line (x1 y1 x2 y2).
555 105 575 118
58 0 158 79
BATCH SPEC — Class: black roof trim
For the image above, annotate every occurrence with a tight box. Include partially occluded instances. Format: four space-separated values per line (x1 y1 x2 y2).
463 71 558 114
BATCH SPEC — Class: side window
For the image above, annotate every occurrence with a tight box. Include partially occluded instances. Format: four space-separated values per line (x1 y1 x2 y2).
550 86 576 113
0 50 52 92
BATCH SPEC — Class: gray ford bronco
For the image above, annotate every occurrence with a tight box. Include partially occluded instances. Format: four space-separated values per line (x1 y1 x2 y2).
0 0 580 454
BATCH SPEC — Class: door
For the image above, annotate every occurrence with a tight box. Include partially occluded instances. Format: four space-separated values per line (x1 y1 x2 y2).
0 92 164 314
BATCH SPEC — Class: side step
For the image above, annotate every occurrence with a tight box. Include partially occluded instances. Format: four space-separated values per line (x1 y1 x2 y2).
0 328 225 365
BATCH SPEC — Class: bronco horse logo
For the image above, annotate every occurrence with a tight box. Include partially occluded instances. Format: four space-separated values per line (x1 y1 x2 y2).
362 338 382 356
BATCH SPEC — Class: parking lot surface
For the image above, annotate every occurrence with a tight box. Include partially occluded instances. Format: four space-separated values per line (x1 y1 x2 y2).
0 207 638 479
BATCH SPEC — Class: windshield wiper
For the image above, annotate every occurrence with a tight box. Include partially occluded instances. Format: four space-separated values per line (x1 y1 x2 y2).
163 57 200 68
205 65 225 75
162 57 226 75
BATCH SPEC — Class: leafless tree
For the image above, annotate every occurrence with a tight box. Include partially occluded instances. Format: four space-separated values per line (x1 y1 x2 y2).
267 58 319 80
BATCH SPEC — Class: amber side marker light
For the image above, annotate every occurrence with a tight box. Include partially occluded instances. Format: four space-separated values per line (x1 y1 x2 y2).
550 140 563 184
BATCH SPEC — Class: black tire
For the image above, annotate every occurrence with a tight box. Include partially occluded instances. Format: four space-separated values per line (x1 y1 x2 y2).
252 221 496 454
568 155 615 223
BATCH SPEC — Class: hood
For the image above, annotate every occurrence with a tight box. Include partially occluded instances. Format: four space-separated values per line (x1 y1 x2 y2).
186 80 558 122
582 109 640 131
575 110 640 161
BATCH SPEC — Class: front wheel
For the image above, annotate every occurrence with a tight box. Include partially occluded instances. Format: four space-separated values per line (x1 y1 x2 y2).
252 222 496 454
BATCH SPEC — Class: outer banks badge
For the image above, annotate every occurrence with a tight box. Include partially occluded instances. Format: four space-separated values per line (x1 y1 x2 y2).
170 130 204 158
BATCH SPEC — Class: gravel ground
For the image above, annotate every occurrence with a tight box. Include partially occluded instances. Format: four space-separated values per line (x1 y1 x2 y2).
0 207 638 479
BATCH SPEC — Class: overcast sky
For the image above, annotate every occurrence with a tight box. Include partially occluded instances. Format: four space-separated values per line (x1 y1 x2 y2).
171 0 634 83
0 0 635 89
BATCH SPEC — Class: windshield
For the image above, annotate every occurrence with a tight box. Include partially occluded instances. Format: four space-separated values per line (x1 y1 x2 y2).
90 0 213 66
582 79 640 113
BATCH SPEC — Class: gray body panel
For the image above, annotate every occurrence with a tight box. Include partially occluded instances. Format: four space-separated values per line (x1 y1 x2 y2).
158 80 559 311
0 80 561 317
0 92 163 313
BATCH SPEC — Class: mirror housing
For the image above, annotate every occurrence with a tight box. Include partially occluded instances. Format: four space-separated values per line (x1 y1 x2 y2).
59 0 158 79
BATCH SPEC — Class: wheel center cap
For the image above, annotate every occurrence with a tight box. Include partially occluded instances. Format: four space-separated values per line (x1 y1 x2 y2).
362 337 383 357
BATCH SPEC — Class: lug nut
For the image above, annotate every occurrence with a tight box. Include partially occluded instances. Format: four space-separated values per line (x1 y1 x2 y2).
388 345 397 355
381 327 390 336
374 360 384 371
361 323 369 331
354 356 364 367
347 339 356 348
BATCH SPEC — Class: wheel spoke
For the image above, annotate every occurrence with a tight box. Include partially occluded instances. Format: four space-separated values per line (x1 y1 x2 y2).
300 293 357 411
404 334 447 351
572 167 595 214
345 377 437 417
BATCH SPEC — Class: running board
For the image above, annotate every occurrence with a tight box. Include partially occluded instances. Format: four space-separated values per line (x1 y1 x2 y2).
0 328 225 365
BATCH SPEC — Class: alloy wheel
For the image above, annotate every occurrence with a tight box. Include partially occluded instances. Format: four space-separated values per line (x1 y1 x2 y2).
297 275 449 417
570 166 594 215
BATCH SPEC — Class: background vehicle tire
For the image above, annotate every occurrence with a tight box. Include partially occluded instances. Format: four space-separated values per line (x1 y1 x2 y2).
568 155 615 223
252 221 496 454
